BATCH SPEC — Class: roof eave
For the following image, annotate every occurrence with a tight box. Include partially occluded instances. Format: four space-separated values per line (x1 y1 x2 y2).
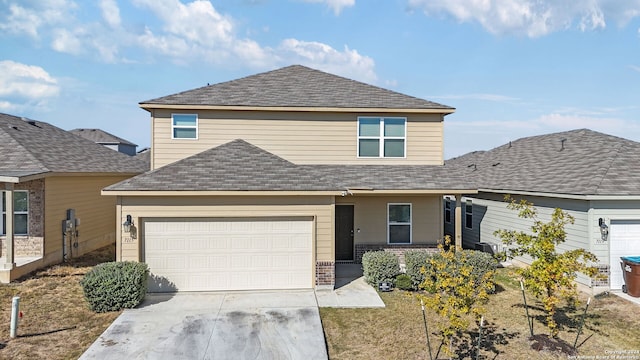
476 188 640 201
101 188 477 196
138 103 455 114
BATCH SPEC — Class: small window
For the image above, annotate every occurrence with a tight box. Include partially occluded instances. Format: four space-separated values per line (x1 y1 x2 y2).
358 117 406 158
2 191 28 235
388 203 411 244
465 200 473 229
172 114 198 139
445 200 451 224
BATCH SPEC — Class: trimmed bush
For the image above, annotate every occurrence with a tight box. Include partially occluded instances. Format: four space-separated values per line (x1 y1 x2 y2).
395 274 413 290
404 250 433 290
420 249 498 293
362 251 400 287
463 249 498 292
81 261 149 313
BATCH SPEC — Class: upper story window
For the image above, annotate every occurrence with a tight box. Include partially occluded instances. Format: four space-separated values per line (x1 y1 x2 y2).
172 114 198 139
358 117 406 158
2 191 28 235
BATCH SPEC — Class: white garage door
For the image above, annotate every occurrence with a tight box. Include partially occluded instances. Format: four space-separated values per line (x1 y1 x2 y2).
143 217 313 292
610 221 640 290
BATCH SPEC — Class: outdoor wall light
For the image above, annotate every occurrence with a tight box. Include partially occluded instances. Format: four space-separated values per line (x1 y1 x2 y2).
123 215 133 233
598 218 609 241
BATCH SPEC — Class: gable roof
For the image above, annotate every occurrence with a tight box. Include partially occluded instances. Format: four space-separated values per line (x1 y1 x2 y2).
0 113 148 181
446 129 640 196
105 139 473 193
140 65 454 112
70 128 137 146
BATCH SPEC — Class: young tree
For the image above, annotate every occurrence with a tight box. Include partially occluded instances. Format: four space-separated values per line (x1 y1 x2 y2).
417 236 495 355
495 196 599 337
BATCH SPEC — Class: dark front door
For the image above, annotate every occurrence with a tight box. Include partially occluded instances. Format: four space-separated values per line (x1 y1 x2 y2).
335 205 354 261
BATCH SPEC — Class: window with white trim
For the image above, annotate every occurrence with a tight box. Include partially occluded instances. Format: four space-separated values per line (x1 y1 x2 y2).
1 191 28 235
171 114 198 139
358 117 406 158
465 199 473 229
445 200 451 224
388 203 411 244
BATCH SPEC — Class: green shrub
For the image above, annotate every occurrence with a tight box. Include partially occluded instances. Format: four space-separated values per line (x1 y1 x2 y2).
362 251 400 287
81 261 149 313
404 250 433 290
395 274 413 290
463 249 498 292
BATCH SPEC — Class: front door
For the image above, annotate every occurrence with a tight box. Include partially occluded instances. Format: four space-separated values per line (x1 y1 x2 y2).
335 205 354 261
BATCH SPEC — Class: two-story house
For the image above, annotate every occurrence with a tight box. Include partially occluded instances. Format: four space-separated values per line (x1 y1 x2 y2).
102 65 476 292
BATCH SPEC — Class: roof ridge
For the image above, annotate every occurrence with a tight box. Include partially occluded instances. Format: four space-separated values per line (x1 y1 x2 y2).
591 139 627 195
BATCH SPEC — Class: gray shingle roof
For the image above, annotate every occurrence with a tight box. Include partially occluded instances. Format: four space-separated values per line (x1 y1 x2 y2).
140 65 454 111
0 113 148 178
446 129 640 196
70 128 137 146
105 140 473 192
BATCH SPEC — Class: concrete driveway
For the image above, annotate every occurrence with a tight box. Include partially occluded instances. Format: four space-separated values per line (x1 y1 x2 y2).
80 290 328 360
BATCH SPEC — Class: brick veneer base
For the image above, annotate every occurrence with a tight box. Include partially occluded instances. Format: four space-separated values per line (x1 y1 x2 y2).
316 260 335 286
355 244 439 264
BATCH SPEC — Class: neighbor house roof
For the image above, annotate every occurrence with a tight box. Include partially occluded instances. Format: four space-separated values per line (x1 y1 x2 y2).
140 65 454 112
70 128 137 146
104 140 474 193
446 129 640 196
0 113 148 182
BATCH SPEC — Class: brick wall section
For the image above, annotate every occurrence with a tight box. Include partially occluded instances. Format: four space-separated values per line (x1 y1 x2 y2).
355 244 439 264
1 179 44 257
316 260 335 286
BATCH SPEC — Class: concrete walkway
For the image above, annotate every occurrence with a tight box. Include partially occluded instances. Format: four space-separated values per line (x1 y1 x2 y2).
315 264 385 308
80 290 328 360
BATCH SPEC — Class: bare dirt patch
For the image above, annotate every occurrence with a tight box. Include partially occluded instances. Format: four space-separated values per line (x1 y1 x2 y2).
0 246 121 360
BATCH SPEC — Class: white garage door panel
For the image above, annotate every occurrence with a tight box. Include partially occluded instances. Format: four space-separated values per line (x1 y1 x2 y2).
144 218 313 292
610 221 640 290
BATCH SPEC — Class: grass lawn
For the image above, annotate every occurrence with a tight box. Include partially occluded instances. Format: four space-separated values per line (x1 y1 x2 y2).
0 246 120 360
320 267 640 359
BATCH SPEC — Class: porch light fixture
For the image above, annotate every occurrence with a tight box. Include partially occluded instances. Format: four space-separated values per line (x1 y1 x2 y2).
598 218 609 241
123 215 133 233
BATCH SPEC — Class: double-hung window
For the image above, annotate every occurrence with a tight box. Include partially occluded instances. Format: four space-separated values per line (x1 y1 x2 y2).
1 191 28 235
172 114 198 139
445 200 451 224
358 117 406 158
388 203 411 244
465 200 473 229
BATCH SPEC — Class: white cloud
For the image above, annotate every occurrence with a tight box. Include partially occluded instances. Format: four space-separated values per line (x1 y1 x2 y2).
0 0 377 82
408 0 640 37
631 65 640 72
0 0 77 38
0 60 60 110
99 0 121 28
302 0 355 15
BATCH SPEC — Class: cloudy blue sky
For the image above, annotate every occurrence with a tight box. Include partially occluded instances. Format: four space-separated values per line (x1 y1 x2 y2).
1 0 639 158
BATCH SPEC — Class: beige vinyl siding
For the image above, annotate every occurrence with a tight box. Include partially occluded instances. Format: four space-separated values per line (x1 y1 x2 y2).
151 110 444 169
115 195 334 265
44 176 129 263
336 195 443 245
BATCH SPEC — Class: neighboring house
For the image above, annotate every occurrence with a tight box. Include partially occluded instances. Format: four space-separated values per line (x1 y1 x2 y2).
102 65 476 292
70 128 138 156
444 129 640 292
135 147 151 170
0 113 148 282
